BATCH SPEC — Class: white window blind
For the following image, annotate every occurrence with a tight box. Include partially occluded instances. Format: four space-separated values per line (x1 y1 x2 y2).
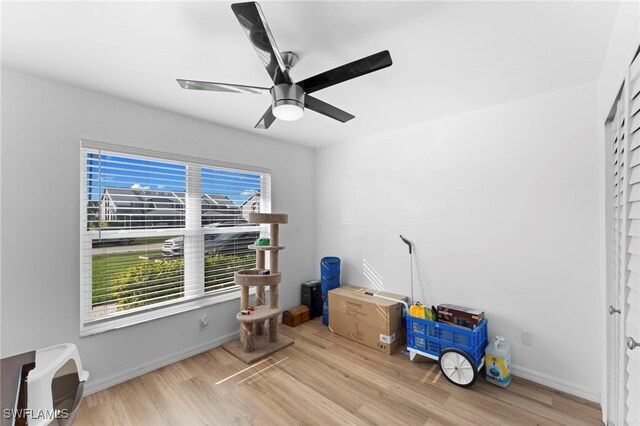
201 167 263 293
80 141 271 335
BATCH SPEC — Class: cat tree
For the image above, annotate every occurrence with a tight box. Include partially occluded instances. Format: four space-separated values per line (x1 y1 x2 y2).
222 212 294 363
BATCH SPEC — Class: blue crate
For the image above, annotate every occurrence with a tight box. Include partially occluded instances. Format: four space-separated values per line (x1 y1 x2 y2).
406 316 488 368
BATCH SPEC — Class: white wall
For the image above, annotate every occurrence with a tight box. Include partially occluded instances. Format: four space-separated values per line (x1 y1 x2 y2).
315 83 601 400
0 69 316 393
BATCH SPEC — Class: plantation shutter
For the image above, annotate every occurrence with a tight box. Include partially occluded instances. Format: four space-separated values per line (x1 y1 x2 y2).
614 92 625 343
613 81 630 426
80 141 271 334
625 51 640 426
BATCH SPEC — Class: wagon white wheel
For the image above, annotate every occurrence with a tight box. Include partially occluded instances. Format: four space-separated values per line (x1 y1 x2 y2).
439 348 477 388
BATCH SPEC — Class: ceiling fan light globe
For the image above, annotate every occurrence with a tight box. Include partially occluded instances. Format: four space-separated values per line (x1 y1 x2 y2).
272 102 304 121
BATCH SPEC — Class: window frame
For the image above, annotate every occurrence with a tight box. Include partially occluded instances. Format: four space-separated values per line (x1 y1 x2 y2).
79 140 271 336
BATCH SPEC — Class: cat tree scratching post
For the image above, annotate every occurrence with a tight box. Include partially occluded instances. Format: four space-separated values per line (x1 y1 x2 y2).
222 213 294 364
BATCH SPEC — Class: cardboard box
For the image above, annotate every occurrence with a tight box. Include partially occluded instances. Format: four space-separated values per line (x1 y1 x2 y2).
437 303 485 330
328 285 408 355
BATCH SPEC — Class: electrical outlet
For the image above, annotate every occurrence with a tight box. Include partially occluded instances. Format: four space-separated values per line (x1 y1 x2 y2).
200 314 209 328
522 331 534 346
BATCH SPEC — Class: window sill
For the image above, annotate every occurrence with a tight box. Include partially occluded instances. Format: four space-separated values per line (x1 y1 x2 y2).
80 286 261 337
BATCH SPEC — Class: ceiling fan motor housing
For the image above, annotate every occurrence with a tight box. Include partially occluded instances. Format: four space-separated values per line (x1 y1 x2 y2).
271 84 305 115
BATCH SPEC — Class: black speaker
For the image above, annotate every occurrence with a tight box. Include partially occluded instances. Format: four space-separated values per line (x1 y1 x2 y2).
301 280 322 319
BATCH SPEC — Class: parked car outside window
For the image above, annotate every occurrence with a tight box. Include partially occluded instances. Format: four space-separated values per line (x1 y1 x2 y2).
161 221 258 257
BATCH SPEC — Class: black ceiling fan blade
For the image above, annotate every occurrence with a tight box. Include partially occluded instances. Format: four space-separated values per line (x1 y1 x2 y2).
298 50 392 94
305 95 355 123
255 105 277 129
231 2 291 85
177 79 269 94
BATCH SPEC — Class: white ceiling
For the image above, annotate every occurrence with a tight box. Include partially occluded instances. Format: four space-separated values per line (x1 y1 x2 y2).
1 1 621 149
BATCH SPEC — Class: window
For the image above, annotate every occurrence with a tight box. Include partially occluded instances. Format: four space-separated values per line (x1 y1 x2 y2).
80 141 271 335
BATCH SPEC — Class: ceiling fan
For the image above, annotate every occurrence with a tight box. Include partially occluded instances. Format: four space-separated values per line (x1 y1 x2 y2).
177 1 393 129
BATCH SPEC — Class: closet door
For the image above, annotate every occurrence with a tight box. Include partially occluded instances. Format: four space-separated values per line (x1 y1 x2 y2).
607 49 640 426
609 82 626 426
624 51 640 426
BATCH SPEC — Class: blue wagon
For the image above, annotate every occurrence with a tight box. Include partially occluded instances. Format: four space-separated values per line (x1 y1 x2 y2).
372 294 489 387
406 314 488 387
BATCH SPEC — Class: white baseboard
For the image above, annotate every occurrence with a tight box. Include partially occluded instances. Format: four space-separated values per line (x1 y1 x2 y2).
511 364 601 403
84 330 239 396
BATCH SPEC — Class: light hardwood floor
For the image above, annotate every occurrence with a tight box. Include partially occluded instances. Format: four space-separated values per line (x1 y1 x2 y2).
75 319 602 425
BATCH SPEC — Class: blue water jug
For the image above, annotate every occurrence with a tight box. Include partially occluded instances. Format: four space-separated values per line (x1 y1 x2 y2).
320 257 341 325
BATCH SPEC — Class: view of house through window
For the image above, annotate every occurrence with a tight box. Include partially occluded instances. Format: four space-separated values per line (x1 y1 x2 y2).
81 143 270 332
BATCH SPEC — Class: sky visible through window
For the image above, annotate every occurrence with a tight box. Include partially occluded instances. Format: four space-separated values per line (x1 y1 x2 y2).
86 152 261 205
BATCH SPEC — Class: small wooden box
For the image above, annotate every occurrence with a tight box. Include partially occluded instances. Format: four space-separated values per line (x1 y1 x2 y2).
283 305 310 327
